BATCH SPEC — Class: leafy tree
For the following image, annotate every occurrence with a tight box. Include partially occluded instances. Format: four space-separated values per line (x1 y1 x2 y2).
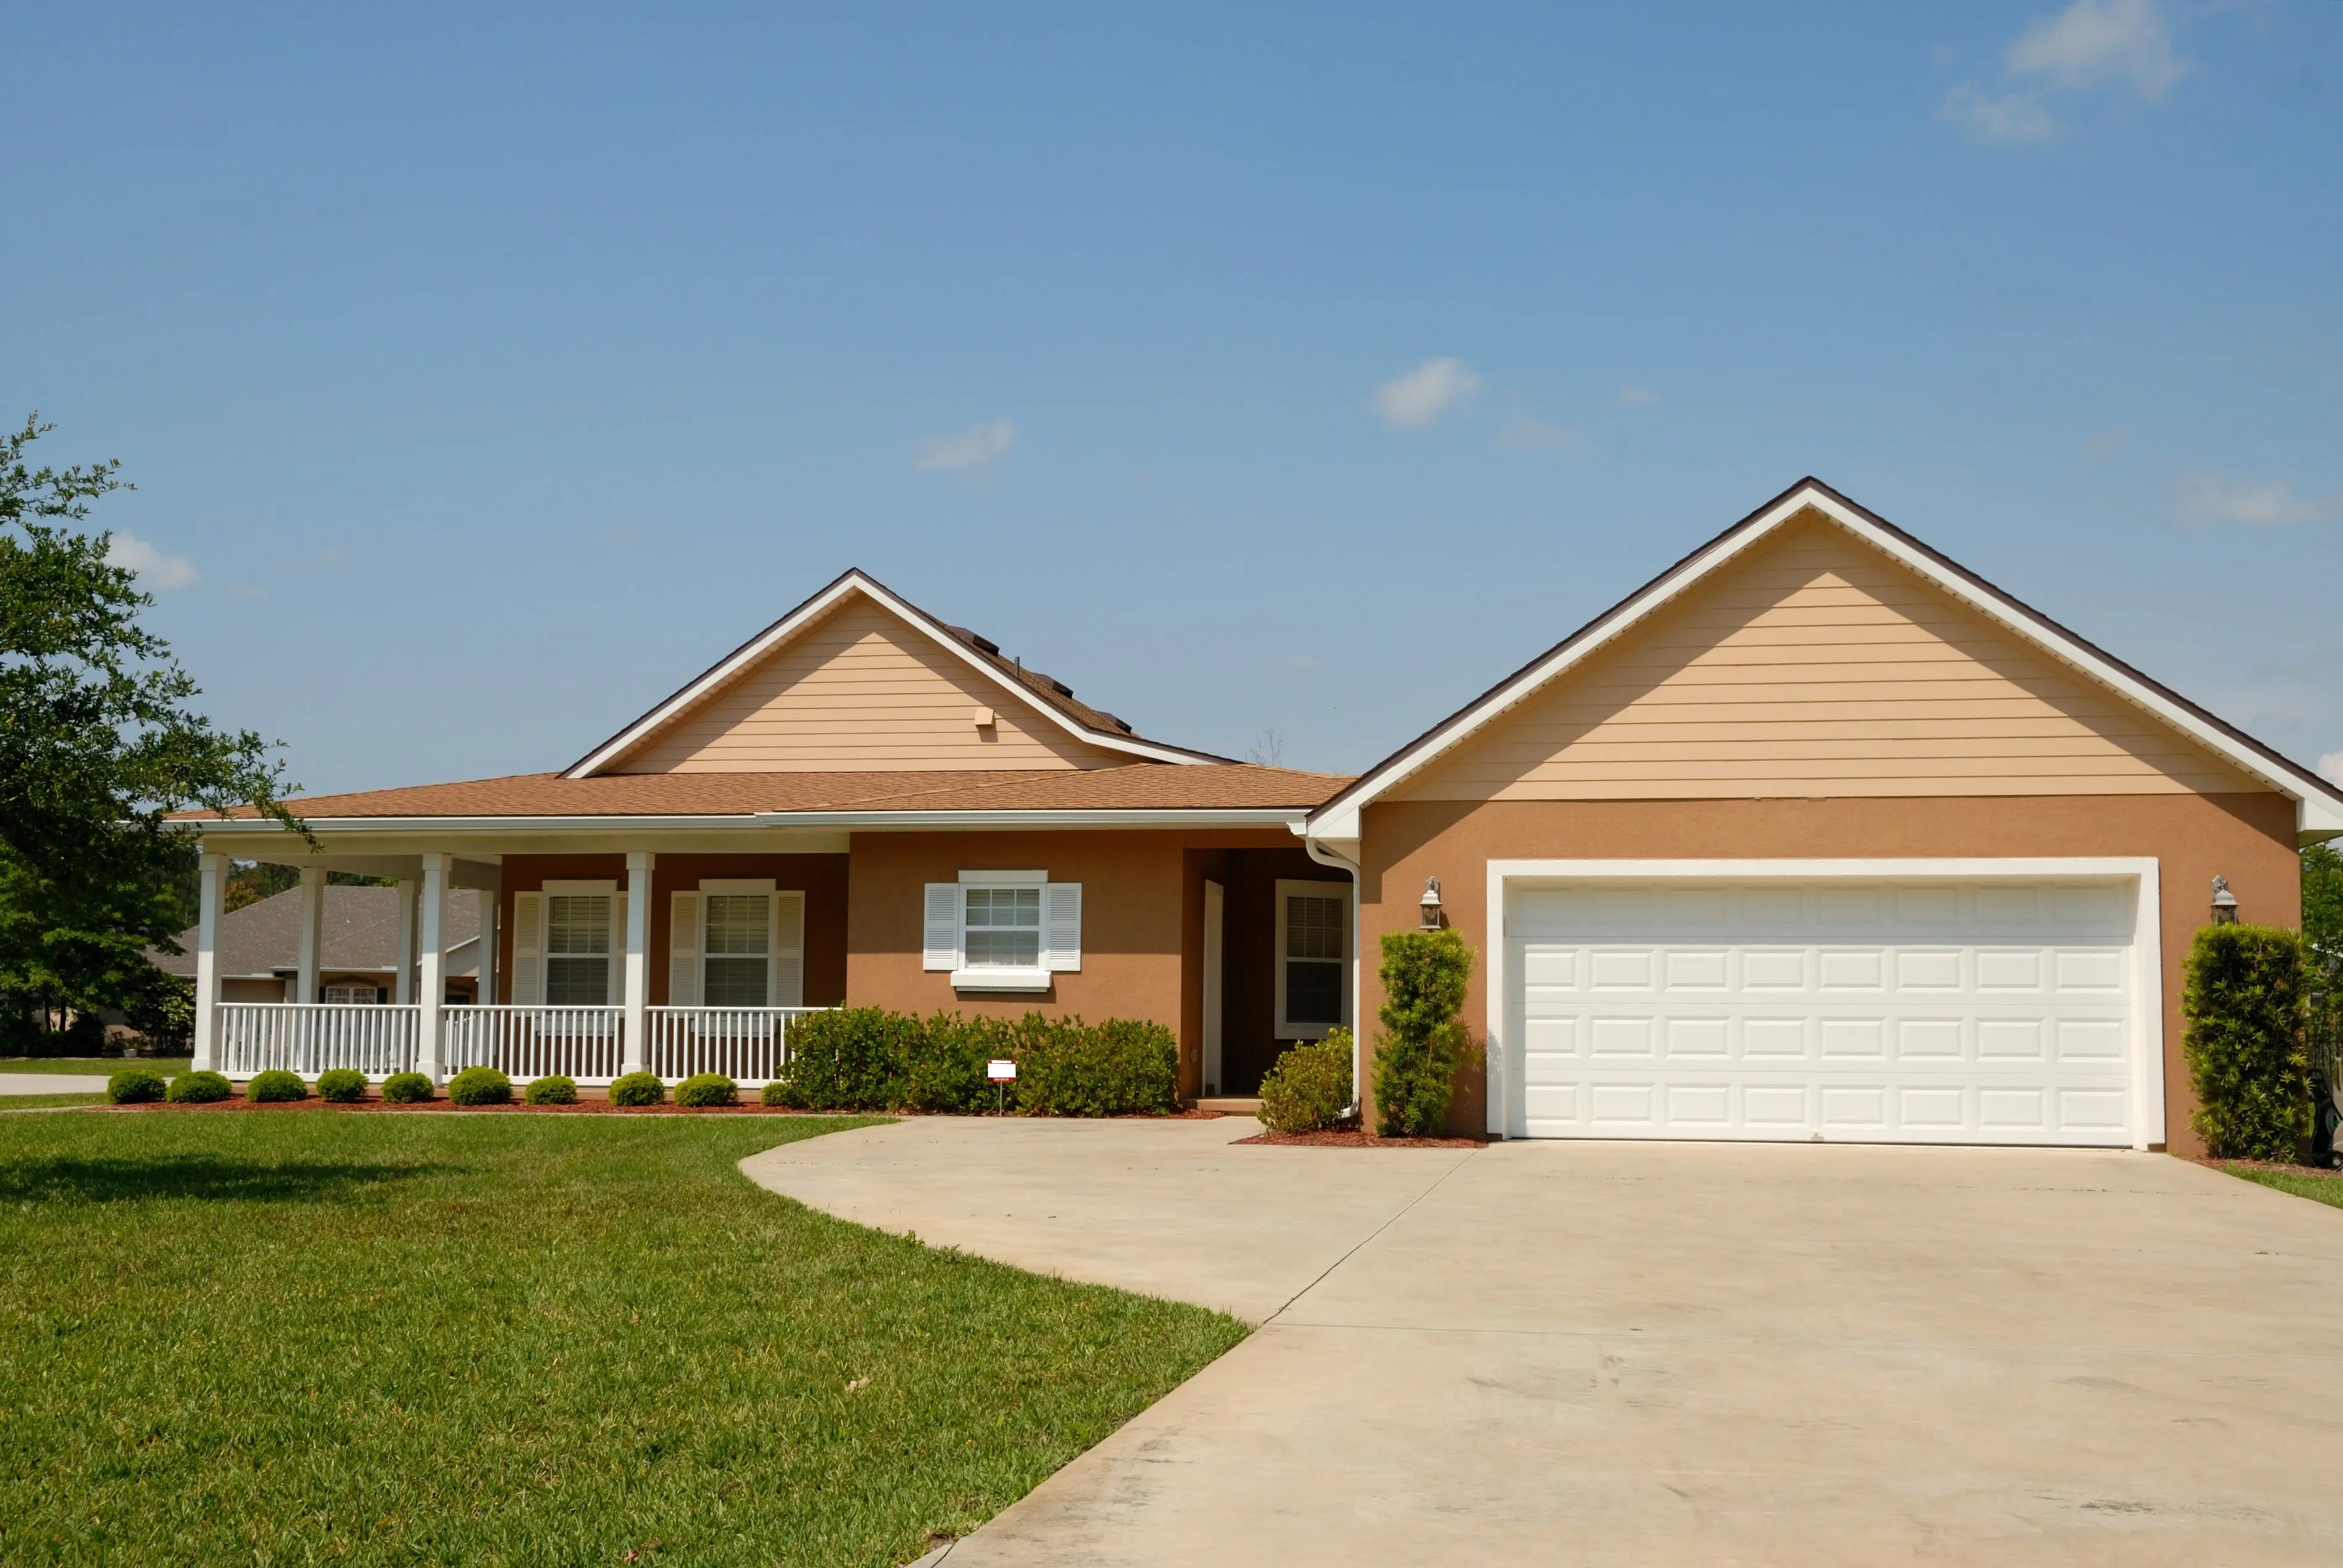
0 415 299 1026
1372 928 1475 1137
2182 922 2311 1161
2301 846 2343 1074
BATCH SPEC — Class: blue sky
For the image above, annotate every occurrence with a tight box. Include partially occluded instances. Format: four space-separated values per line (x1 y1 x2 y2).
7 2 2341 794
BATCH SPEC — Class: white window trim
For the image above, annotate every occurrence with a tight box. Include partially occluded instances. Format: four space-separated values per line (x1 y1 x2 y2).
952 870 1050 991
541 881 620 1006
1275 878 1351 1040
699 878 776 1008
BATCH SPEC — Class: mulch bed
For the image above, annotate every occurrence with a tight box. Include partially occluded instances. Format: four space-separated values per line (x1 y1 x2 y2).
110 1098 1232 1119
1234 1129 1490 1148
2197 1156 2343 1179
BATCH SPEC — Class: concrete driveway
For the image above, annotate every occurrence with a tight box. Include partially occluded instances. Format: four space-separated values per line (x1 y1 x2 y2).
0 1074 111 1095
745 1119 2343 1566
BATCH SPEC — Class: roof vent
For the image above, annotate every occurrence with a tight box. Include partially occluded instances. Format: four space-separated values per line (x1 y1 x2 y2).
1050 679 1074 698
947 624 1002 657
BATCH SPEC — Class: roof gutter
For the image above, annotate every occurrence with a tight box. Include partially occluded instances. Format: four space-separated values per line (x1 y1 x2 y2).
182 807 1317 834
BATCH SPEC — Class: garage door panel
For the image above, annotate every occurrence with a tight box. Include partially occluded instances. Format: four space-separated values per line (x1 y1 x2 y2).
1506 876 2137 1147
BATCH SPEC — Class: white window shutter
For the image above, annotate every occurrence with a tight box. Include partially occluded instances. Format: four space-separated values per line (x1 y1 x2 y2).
1044 882 1082 972
609 892 628 1005
669 891 702 1007
771 890 805 1006
923 884 959 971
511 892 544 1006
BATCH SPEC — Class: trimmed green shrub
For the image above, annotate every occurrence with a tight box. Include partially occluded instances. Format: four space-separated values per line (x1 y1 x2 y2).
769 1008 927 1111
902 1011 1009 1113
674 1072 738 1108
106 1068 167 1105
608 1071 665 1108
246 1069 308 1103
315 1068 368 1103
525 1074 578 1105
760 1079 790 1108
379 1072 434 1105
1372 928 1475 1138
1259 1027 1354 1134
164 1069 231 1104
2184 923 2312 1161
447 1066 513 1106
1016 1014 1179 1116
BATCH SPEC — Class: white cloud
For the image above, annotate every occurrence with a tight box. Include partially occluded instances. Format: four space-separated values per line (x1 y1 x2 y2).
1613 384 1659 408
1941 83 2060 144
1494 415 1588 454
106 533 201 591
2007 0 2186 100
1943 0 2189 145
2321 752 2343 789
2179 473 2334 527
914 419 1018 472
1373 358 1480 428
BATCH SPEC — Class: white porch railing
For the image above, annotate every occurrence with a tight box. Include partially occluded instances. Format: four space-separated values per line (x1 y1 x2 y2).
216 1003 421 1079
644 1006 826 1086
442 1006 626 1085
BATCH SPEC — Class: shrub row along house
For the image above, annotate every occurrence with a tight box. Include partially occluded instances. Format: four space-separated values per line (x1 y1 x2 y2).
178 479 2343 1152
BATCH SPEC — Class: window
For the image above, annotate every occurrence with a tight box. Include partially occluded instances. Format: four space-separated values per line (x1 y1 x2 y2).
322 983 383 1005
964 886 1042 970
926 872 1080 991
544 894 612 1005
1275 879 1350 1039
703 893 771 1006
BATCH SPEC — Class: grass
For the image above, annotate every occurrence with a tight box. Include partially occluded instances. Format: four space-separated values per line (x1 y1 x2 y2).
0 1113 1246 1566
0 1057 190 1076
2224 1161 2343 1210
0 1093 104 1111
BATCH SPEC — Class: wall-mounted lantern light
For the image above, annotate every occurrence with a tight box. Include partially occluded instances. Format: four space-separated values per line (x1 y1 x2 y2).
2211 875 2239 926
1420 876 1443 930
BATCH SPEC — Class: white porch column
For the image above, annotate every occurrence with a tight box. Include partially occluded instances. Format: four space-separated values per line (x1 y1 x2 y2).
622 850 653 1074
296 866 326 1005
191 852 227 1072
417 855 449 1082
476 891 498 1006
394 878 417 1005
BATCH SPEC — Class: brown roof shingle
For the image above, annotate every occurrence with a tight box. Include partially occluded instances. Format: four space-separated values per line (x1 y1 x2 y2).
180 764 1351 821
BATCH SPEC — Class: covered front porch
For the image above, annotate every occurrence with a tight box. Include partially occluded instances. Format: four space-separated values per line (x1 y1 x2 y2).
188 840 847 1087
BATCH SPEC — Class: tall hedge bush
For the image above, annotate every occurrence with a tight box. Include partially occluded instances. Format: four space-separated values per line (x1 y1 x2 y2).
766 1008 1177 1116
2183 922 2312 1161
1372 928 1474 1138
1016 1016 1179 1116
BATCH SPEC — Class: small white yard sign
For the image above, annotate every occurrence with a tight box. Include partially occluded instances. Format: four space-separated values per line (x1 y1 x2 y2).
987 1059 1016 1082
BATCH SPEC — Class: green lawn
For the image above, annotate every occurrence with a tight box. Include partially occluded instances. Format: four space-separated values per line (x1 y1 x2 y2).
0 1113 1246 1566
2225 1162 2343 1210
0 1093 103 1111
0 1057 189 1076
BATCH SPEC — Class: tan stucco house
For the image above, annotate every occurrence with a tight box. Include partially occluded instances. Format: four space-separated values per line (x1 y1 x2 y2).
181 479 2343 1154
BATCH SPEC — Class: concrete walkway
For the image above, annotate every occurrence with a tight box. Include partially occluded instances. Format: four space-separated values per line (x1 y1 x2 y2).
744 1119 2343 1567
0 1074 111 1095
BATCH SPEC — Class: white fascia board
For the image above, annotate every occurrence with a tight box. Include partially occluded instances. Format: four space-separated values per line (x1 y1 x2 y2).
189 808 1309 837
1311 481 2343 828
563 571 1208 777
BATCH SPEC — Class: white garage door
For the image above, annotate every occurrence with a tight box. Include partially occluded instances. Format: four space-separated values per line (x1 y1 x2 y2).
1504 876 2142 1146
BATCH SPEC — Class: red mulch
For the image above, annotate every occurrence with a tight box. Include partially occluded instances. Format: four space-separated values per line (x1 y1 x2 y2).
2197 1156 2343 1179
112 1098 1232 1119
1235 1129 1489 1148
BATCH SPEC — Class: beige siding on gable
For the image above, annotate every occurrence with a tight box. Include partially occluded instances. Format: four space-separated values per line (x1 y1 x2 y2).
614 598 1126 773
1403 513 2264 801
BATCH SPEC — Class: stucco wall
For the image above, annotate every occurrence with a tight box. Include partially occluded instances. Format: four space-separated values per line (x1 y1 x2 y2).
1356 793 2301 1151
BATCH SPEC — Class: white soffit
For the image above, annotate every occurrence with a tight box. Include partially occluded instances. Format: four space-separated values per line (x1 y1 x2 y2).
562 569 1219 777
1308 479 2343 842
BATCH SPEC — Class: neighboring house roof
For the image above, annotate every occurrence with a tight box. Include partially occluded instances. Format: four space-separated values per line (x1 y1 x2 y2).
148 886 481 980
180 764 1349 826
563 568 1229 776
1309 477 2343 843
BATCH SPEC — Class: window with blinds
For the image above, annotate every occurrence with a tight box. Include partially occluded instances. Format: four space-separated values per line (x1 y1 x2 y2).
544 894 612 1005
963 886 1042 969
1275 879 1350 1039
703 892 771 1006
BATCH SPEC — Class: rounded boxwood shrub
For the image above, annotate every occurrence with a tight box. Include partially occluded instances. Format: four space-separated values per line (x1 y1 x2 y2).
315 1068 368 1103
525 1074 578 1105
760 1079 792 1108
447 1066 513 1106
607 1071 665 1108
107 1068 167 1105
673 1072 737 1108
379 1071 434 1105
246 1069 308 1103
165 1069 232 1105
1259 1027 1355 1134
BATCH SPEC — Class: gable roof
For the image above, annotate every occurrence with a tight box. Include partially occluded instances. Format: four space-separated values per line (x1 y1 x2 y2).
1308 478 2343 843
565 568 1228 777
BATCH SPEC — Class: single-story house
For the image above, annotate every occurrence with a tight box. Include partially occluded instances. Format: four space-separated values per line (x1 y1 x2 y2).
179 479 2343 1153
149 884 481 1005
